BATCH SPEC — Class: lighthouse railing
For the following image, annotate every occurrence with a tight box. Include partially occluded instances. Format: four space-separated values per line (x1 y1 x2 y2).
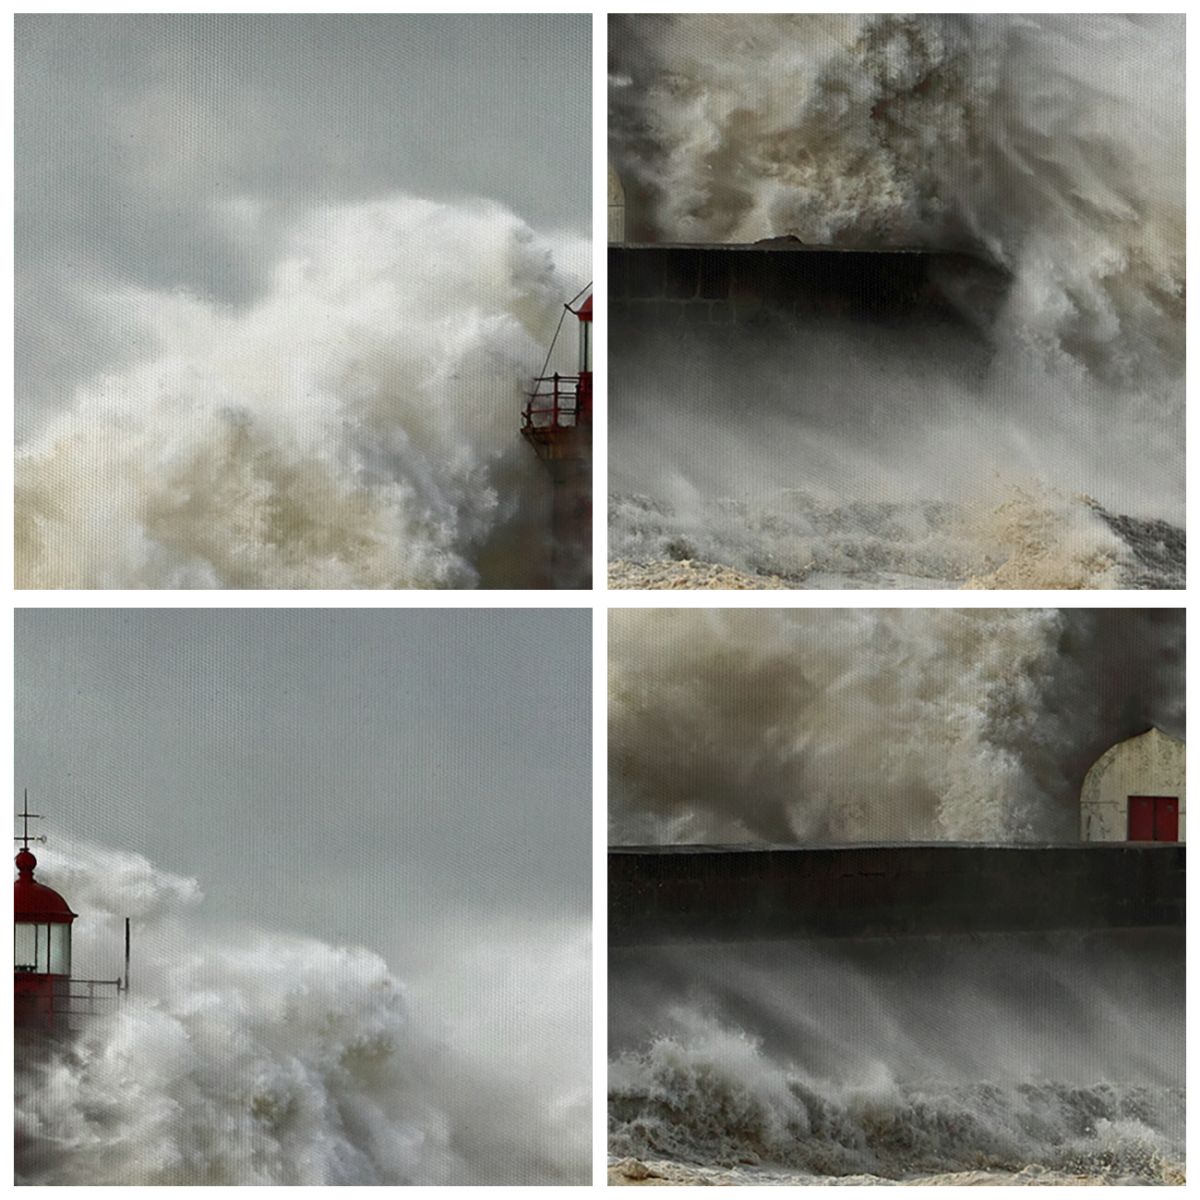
15 975 124 1035
61 977 124 1027
524 373 583 432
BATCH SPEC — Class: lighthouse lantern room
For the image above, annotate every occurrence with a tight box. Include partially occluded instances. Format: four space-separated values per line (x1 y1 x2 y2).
14 794 128 1037
14 799 76 1033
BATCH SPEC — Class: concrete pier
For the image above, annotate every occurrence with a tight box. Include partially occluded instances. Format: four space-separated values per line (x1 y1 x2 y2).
609 843 1186 944
609 243 1009 334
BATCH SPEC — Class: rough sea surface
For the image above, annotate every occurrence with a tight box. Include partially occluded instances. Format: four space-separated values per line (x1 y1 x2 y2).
609 933 1184 1186
609 489 1183 591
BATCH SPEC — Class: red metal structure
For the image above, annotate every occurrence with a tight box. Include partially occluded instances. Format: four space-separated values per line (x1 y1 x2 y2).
14 796 127 1037
14 843 75 1033
522 289 592 587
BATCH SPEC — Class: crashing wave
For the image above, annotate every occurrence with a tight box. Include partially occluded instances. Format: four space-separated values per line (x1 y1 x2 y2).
17 196 583 589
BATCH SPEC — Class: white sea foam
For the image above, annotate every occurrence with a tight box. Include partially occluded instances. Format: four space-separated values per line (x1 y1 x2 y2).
17 197 585 589
16 840 589 1184
609 936 1184 1183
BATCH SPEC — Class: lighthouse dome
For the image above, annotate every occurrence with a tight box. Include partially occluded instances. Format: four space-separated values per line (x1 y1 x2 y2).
14 850 76 923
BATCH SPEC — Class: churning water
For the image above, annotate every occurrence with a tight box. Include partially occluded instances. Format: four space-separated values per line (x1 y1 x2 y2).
608 15 1184 588
15 841 590 1184
17 197 585 589
610 933 1184 1185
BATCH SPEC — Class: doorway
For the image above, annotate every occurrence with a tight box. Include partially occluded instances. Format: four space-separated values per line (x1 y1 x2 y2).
1127 795 1180 841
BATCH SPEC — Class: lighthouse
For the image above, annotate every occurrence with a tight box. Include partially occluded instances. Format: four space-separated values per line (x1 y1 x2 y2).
522 288 592 588
14 796 127 1037
14 804 76 1034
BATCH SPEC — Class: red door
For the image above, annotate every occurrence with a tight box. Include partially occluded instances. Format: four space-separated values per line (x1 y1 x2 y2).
1155 797 1179 841
1128 796 1154 840
1127 796 1179 841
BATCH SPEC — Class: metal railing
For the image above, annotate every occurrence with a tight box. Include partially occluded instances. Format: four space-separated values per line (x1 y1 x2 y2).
64 977 123 1019
15 976 124 1034
523 374 584 431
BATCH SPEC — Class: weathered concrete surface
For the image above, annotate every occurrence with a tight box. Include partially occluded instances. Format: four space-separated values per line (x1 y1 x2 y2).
609 243 1009 334
1081 727 1186 842
609 164 626 244
609 843 1185 944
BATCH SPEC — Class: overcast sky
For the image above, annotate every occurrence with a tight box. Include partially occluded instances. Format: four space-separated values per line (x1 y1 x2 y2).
16 13 591 429
15 609 591 971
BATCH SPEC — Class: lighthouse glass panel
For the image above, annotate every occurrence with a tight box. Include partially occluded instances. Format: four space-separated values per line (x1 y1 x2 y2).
15 923 53 972
14 922 37 972
48 923 71 976
579 318 591 372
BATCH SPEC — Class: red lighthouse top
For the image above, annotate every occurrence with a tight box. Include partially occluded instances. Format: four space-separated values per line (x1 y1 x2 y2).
15 848 76 924
14 794 76 924
573 294 592 322
15 795 87 1034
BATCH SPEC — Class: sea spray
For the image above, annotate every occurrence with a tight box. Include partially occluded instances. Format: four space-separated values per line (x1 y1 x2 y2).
17 197 586 589
610 13 1182 369
609 609 1183 845
16 840 589 1184
607 15 1184 587
609 935 1185 1182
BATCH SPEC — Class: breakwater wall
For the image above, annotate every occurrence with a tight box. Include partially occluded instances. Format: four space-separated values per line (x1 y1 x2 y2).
609 843 1185 943
608 244 1008 334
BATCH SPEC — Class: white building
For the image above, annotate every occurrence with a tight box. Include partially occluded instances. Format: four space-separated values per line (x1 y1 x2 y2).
1080 727 1185 842
608 164 625 244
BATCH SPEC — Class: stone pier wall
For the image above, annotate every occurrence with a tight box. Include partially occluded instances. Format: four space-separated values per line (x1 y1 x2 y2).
608 244 1008 333
609 843 1186 944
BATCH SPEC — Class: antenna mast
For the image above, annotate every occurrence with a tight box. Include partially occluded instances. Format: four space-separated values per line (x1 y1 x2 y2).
15 789 46 850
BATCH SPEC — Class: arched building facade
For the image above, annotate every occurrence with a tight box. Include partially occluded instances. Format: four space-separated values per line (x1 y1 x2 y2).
1080 727 1185 843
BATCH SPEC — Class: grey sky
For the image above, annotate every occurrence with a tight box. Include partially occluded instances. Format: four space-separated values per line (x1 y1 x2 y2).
16 13 591 426
15 608 591 970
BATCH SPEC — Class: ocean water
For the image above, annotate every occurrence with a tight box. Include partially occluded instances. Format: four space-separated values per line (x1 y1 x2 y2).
608 14 1184 588
609 933 1185 1186
15 841 590 1185
17 197 585 589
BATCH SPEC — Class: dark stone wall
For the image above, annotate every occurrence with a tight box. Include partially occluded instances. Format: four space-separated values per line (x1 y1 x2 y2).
608 244 1009 334
609 844 1186 944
